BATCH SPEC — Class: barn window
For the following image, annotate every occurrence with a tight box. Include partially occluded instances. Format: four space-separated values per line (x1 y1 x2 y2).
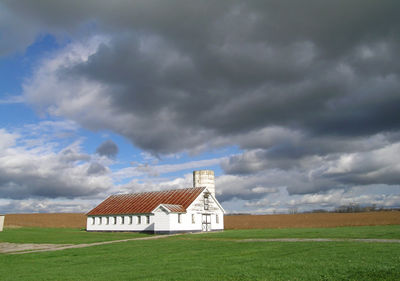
178 214 182 223
204 195 209 210
216 214 219 224
192 214 195 224
92 217 95 225
137 216 141 224
129 216 133 224
106 217 109 225
146 216 150 224
114 216 117 224
121 216 125 225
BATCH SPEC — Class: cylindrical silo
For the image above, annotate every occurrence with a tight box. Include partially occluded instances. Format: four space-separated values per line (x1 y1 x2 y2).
193 170 215 197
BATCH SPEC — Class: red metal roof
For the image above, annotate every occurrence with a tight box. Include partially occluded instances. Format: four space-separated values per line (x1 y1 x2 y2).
160 204 186 213
87 187 206 216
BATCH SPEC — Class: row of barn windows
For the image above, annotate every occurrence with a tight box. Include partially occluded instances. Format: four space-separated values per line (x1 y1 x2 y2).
92 214 220 225
91 215 150 225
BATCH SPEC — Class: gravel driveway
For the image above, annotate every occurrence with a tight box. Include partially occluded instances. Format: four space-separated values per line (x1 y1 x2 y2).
0 234 176 254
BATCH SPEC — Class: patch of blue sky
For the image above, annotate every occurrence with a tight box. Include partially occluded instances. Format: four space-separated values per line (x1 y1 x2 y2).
0 34 65 127
79 128 142 167
0 102 37 128
0 34 62 94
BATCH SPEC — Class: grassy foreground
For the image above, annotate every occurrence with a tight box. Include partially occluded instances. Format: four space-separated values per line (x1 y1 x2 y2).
184 225 400 240
0 225 399 280
0 227 150 244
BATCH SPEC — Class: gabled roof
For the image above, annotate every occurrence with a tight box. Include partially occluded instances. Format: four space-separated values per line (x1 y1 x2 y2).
87 187 206 216
154 204 186 213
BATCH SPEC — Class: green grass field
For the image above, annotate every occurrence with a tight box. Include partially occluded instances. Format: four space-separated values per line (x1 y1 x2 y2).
1 225 399 280
183 225 400 240
0 227 149 244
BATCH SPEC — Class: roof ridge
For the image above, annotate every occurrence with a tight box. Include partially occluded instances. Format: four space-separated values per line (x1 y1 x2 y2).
162 203 184 206
111 186 205 197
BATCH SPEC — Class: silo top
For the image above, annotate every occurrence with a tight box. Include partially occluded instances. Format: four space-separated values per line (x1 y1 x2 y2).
193 170 215 197
193 170 214 176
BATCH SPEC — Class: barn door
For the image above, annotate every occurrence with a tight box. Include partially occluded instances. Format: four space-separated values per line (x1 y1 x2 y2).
202 214 211 232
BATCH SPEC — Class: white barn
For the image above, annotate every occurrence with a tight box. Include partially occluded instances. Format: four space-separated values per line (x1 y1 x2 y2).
86 170 224 234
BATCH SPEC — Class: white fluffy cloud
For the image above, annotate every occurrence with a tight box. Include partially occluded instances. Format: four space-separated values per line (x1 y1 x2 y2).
240 185 400 214
0 125 112 200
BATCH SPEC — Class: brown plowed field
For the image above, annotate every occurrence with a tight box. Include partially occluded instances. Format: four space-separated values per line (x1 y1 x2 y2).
224 211 400 229
4 213 86 228
3 211 399 229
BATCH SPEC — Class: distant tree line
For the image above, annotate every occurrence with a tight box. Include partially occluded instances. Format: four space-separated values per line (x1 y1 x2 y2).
294 204 399 214
225 205 399 215
333 204 396 213
308 204 399 214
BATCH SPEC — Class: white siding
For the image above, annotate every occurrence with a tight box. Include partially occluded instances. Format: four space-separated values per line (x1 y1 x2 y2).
153 208 204 233
86 214 154 232
186 190 225 231
212 211 224 231
169 212 201 232
153 207 170 232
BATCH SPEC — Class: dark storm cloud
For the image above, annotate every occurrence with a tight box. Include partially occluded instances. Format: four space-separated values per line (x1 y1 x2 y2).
76 1 400 148
96 140 118 158
4 0 400 198
87 162 107 175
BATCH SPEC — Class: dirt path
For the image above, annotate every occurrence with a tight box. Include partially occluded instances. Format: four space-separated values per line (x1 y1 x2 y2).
0 242 73 254
2 236 400 255
1 234 177 255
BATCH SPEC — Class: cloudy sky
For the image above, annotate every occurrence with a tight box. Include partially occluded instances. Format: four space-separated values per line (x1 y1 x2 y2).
1 0 399 214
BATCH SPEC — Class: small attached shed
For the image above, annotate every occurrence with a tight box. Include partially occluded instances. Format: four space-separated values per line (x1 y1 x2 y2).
0 215 4 232
86 186 224 234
